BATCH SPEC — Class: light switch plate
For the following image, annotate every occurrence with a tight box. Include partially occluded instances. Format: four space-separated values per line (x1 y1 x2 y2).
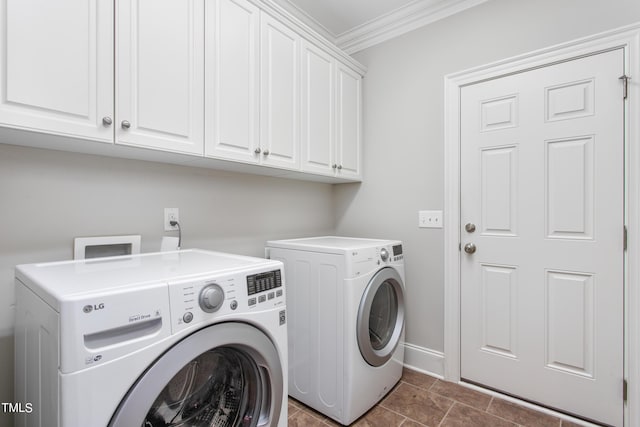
419 210 443 228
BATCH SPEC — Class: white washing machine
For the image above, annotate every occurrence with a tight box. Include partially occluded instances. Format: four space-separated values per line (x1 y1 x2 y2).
266 236 405 425
14 249 287 427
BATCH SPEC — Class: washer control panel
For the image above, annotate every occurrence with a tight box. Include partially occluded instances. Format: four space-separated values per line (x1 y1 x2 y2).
168 266 285 333
246 269 282 307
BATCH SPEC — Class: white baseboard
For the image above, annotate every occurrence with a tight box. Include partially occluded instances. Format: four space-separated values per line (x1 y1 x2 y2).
403 342 444 378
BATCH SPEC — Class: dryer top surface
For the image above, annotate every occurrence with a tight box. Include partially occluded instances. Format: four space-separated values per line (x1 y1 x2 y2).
266 236 401 253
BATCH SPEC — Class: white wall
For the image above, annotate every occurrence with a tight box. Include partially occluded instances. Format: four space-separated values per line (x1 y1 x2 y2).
334 0 640 371
0 143 335 424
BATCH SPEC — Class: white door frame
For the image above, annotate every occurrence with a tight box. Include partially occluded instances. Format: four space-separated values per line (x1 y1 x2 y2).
444 23 640 425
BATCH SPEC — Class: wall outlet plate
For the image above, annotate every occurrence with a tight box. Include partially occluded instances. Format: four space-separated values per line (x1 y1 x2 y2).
419 210 443 228
164 208 179 231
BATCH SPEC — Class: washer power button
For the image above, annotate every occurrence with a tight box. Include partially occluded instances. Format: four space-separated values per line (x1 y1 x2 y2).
183 312 194 323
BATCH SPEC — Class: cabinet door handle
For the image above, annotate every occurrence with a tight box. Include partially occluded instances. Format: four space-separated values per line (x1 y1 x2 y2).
263 150 270 156
121 120 131 129
102 117 113 127
337 165 343 170
254 147 261 154
332 164 337 169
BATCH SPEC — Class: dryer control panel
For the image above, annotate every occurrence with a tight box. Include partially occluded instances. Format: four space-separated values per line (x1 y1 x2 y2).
391 244 403 262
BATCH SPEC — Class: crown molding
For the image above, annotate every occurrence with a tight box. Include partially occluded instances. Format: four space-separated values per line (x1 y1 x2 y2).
336 0 489 54
265 0 336 43
264 0 488 58
257 0 367 74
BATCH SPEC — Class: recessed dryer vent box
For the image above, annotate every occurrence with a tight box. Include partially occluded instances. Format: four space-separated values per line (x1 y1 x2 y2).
74 235 141 260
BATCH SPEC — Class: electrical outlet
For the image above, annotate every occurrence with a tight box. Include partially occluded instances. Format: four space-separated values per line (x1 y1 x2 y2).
164 208 179 231
419 210 443 228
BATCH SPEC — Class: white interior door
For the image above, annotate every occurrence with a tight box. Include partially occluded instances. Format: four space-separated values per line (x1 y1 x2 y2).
460 49 624 426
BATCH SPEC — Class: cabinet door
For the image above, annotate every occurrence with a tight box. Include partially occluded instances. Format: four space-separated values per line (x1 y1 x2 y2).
205 0 260 163
336 64 362 180
0 0 113 142
260 14 299 170
300 41 335 176
117 0 204 155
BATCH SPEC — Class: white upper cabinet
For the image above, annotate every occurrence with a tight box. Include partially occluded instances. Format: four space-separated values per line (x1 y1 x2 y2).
300 41 335 176
336 64 362 180
0 0 113 142
0 0 363 182
299 43 361 179
205 0 260 163
260 14 300 170
117 0 204 155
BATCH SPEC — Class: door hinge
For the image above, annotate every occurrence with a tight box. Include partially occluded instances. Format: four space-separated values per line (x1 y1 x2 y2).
619 75 630 100
624 225 628 251
623 379 628 402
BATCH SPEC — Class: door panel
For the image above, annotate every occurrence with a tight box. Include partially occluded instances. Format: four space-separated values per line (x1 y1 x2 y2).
117 0 204 155
460 49 624 426
481 146 518 235
480 264 518 358
546 136 594 238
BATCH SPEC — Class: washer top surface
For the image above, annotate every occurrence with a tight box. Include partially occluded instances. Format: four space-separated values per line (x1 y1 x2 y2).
16 249 278 302
266 236 401 254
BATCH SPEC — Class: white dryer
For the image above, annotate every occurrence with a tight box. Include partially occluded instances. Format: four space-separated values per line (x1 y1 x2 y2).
266 236 405 425
14 249 287 427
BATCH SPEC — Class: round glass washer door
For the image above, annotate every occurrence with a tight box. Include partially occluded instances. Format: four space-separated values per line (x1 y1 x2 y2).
356 267 405 367
109 322 283 427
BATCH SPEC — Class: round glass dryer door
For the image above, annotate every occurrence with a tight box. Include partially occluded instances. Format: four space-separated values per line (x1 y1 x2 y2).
357 267 405 367
109 323 283 427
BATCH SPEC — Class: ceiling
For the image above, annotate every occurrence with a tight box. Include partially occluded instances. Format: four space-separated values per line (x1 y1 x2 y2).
270 0 489 54
283 0 417 36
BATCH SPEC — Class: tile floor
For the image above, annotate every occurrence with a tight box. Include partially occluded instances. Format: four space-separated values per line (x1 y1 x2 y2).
287 368 586 427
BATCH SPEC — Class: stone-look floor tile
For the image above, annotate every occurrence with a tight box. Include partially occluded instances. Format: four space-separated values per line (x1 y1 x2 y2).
400 368 438 391
321 415 343 426
488 399 561 427
352 405 406 427
440 403 518 427
429 380 492 411
381 382 453 426
288 409 327 427
289 378 573 427
288 397 302 418
399 419 427 427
